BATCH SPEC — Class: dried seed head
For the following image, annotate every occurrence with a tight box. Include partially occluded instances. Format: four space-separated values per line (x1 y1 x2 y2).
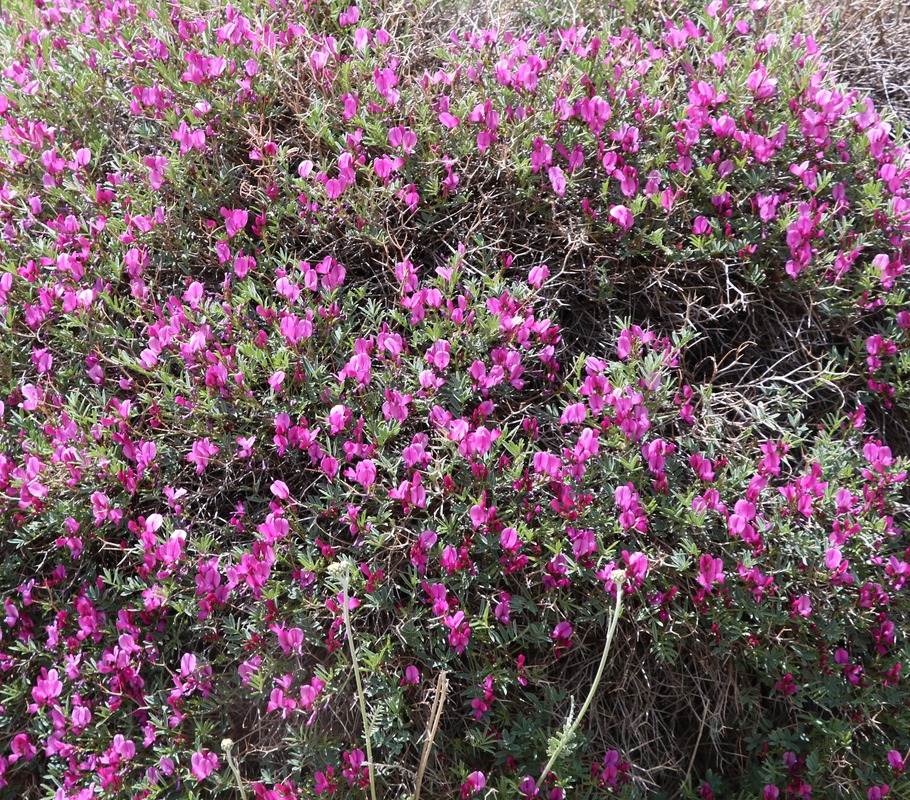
326 561 347 578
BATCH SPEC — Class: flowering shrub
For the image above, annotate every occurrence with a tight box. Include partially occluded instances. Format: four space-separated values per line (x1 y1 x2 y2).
0 0 908 797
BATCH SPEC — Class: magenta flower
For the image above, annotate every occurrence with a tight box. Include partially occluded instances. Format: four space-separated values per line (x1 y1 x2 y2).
747 64 778 100
173 121 206 154
349 459 376 489
622 551 649 588
461 771 486 797
551 620 573 653
9 733 36 764
190 749 219 781
528 264 549 288
388 125 417 154
495 592 512 625
373 154 402 179
300 675 325 711
443 610 471 654
824 547 842 571
609 204 634 232
325 177 344 199
342 748 367 787
187 438 219 474
471 676 495 720
220 207 248 238
30 668 62 708
272 625 304 656
500 527 520 553
548 166 567 197
328 404 351 433
439 112 460 129
559 402 586 424
425 582 449 615
270 480 290 500
792 595 812 618
697 554 725 592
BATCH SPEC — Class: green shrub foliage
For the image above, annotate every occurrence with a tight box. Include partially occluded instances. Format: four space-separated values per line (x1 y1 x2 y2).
0 0 908 797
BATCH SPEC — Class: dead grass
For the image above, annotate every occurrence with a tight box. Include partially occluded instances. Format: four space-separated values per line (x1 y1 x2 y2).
810 0 910 123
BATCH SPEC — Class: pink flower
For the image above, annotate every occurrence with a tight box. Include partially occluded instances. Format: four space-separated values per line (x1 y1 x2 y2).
173 121 206 154
548 166 567 197
528 264 549 288
187 438 219 474
609 204 634 232
271 625 304 656
21 383 40 411
622 550 649 588
495 592 512 625
220 207 248 238
747 65 777 100
300 675 325 711
425 582 449 615
461 771 486 797
697 554 725 592
443 610 471 654
388 125 417 154
328 404 351 434
30 668 62 707
824 547 842 571
325 178 344 199
270 481 290 501
439 112 460 129
551 620 573 652
500 527 520 553
348 459 376 489
792 595 812 618
9 733 36 764
560 402 586 424
190 749 219 781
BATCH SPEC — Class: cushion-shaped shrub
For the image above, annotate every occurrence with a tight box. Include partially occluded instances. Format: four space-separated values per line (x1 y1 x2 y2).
0 0 908 798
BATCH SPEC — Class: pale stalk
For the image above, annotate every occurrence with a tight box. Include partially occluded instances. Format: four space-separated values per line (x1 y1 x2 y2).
538 571 626 789
221 738 247 800
342 567 378 800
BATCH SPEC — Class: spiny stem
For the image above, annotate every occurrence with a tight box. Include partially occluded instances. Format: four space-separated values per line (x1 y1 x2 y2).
342 565 378 800
538 571 626 790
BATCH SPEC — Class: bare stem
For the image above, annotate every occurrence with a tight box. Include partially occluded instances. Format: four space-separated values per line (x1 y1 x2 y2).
413 670 448 800
221 738 248 800
342 566 378 800
538 571 626 789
